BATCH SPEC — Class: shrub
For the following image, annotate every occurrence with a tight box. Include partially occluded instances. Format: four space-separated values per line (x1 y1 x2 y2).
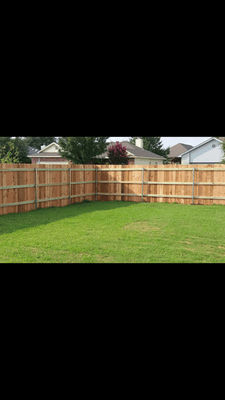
107 142 129 165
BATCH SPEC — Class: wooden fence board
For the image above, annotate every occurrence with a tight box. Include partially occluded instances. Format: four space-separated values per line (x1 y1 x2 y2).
0 164 225 215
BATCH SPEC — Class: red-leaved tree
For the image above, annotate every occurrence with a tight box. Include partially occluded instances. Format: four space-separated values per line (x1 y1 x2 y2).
107 142 129 165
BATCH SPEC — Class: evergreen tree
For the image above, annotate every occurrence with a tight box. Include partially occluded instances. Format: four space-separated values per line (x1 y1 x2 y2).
24 137 56 150
129 137 170 159
58 137 109 164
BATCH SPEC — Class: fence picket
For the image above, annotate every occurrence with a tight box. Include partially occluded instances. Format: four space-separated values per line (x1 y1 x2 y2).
0 163 225 215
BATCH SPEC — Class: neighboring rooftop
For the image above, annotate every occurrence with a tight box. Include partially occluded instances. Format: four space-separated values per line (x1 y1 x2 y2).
96 141 166 159
168 143 193 159
179 137 224 157
28 146 39 156
28 152 61 158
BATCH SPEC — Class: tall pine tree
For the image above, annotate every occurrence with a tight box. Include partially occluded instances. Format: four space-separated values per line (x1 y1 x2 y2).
58 137 109 164
129 137 170 159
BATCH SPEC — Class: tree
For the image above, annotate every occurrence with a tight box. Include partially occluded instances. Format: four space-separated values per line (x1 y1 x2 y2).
0 136 30 163
129 137 170 159
58 137 109 164
0 141 19 163
12 137 31 163
107 142 129 165
24 137 56 150
221 140 225 164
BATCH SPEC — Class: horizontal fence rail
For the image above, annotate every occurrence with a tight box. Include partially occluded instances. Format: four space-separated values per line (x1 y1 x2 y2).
0 164 225 215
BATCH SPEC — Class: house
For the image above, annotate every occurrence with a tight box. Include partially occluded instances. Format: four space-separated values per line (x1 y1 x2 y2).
179 137 224 164
28 142 69 164
168 143 193 164
95 138 166 165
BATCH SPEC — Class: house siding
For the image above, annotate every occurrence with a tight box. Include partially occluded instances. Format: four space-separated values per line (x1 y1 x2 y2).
31 157 68 164
40 144 58 153
134 158 164 165
181 139 223 164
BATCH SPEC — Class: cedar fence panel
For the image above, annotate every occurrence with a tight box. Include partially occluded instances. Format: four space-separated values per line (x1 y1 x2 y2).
0 163 225 215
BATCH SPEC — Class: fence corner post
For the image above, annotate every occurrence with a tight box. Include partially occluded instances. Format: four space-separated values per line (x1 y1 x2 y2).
69 168 71 205
192 167 195 205
35 167 38 210
95 166 97 201
142 167 144 202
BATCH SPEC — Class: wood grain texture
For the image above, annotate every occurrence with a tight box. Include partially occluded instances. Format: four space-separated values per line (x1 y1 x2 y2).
0 164 225 215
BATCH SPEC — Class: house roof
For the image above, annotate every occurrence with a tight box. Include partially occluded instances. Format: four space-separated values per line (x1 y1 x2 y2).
96 141 166 160
168 143 193 159
179 137 223 157
28 152 62 158
28 146 39 156
38 142 60 153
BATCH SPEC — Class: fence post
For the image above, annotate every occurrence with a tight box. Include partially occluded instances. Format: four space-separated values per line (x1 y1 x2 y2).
192 167 195 205
95 167 97 201
69 168 71 205
142 168 144 202
35 167 37 210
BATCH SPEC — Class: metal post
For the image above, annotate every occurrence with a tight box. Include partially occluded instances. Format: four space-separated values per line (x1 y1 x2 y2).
142 168 144 202
69 168 71 205
35 167 38 210
95 167 97 201
192 167 195 205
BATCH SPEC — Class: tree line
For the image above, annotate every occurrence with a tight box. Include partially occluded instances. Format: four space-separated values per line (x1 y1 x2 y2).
1 136 224 164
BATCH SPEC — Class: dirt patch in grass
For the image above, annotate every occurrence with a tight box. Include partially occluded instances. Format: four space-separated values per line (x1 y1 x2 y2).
95 255 114 263
123 221 161 232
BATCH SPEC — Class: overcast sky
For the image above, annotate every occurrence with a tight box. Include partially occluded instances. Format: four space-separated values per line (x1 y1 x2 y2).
107 137 212 148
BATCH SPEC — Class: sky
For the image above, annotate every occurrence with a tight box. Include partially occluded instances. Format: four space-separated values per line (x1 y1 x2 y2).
107 137 212 149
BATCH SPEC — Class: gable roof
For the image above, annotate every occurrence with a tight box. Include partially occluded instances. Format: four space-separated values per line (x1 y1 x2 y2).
168 143 193 159
179 137 223 157
96 141 166 160
38 142 60 153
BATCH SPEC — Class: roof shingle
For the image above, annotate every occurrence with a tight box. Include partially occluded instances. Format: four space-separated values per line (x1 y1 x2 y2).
168 143 193 158
96 141 166 159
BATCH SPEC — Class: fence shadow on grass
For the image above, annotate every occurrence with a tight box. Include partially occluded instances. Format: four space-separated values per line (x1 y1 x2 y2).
0 200 140 237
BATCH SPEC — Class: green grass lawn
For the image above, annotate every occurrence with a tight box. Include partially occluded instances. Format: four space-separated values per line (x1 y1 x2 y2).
0 200 225 263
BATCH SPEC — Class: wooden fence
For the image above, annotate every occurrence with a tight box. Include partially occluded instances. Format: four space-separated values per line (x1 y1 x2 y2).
0 164 225 215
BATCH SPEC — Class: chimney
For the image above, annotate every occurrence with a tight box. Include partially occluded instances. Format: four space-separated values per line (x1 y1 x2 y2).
41 145 45 150
135 138 143 149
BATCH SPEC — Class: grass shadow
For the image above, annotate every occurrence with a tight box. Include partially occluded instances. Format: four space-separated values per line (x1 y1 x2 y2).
0 200 139 237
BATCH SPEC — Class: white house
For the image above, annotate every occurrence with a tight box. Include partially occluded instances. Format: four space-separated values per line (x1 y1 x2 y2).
179 137 224 164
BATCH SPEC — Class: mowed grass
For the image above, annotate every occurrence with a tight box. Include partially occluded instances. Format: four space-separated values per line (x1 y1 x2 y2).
0 200 225 263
